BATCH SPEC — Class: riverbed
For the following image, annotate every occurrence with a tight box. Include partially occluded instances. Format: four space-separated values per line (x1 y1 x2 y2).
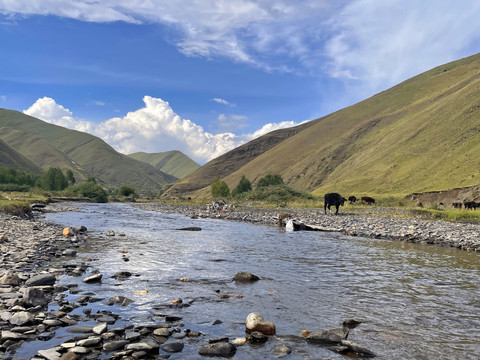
13 202 480 359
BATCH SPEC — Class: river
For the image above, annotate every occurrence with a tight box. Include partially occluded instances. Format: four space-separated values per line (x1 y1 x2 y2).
16 203 480 359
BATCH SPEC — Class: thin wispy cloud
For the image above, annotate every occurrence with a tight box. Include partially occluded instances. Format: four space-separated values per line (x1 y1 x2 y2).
212 98 235 106
23 96 301 163
2 1 478 93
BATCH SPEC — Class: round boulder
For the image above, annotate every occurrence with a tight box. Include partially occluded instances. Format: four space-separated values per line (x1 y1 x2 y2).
245 312 276 335
233 272 260 283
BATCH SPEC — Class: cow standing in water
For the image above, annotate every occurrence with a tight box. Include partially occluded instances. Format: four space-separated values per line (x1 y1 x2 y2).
324 193 347 215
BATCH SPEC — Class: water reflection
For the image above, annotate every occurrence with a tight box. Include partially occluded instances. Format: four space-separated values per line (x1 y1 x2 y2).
34 203 480 359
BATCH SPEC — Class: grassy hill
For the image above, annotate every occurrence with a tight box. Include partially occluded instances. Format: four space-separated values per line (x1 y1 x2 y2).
160 121 317 199
128 151 200 180
0 138 43 174
0 109 175 192
163 52 480 200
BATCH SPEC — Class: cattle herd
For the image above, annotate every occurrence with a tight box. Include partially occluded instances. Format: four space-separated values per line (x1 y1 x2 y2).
453 201 480 210
324 193 377 215
324 192 480 215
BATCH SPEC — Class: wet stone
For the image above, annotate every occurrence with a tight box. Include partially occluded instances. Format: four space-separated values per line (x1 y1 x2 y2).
198 342 237 357
160 341 184 353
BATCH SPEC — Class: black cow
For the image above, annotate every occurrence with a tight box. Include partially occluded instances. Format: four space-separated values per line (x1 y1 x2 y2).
324 193 346 215
464 201 479 210
452 202 462 209
361 196 375 205
348 196 357 204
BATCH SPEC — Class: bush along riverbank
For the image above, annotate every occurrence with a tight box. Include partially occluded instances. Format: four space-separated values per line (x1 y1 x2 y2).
132 202 480 252
0 207 378 359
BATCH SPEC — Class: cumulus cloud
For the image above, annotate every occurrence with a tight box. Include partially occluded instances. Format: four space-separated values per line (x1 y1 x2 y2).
24 97 94 133
23 96 301 163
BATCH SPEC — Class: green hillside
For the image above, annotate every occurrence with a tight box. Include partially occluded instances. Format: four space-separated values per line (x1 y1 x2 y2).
0 109 175 192
0 138 43 174
160 121 317 199
163 52 480 200
128 151 200 180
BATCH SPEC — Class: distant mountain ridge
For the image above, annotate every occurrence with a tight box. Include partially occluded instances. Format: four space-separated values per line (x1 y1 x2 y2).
128 151 200 180
0 109 196 192
162 52 480 200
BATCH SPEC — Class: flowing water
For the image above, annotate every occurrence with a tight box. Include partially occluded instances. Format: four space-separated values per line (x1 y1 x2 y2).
16 203 480 359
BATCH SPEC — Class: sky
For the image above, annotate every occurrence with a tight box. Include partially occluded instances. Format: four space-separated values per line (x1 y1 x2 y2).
1 1 480 164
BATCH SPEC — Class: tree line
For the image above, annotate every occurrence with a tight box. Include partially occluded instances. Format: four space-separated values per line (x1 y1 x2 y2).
0 167 137 203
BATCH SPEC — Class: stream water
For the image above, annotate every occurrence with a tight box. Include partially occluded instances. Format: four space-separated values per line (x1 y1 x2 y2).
15 203 480 359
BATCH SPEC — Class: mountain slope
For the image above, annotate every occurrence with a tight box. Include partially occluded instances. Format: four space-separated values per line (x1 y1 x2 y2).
0 138 43 174
160 121 317 198
0 109 175 192
163 52 480 199
128 151 200 180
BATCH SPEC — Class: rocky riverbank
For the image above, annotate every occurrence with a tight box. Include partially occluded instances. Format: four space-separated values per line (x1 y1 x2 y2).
1 207 374 360
1 201 478 359
132 202 480 251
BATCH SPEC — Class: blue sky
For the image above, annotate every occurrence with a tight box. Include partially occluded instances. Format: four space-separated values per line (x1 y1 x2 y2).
1 1 480 164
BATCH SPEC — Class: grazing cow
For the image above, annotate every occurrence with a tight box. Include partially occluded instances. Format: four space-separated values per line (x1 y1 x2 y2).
324 193 346 215
452 202 462 209
348 196 357 204
464 201 479 210
361 196 376 205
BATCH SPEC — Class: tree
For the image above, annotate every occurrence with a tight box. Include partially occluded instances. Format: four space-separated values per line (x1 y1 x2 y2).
232 175 252 196
66 169 76 186
73 182 108 203
256 173 284 188
211 177 230 198
36 168 68 191
119 185 136 197
86 176 97 183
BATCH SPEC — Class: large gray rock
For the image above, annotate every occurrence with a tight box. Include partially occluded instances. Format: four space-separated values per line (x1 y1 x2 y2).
160 341 184 353
25 273 56 286
9 311 34 326
23 287 49 308
82 273 102 283
233 271 260 283
0 270 19 285
306 328 348 345
76 336 102 347
103 340 129 352
126 339 160 352
37 348 62 360
198 342 236 357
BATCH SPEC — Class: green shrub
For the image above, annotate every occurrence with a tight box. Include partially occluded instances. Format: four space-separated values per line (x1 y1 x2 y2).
256 174 284 188
72 182 108 203
211 177 230 198
232 175 252 197
119 185 136 197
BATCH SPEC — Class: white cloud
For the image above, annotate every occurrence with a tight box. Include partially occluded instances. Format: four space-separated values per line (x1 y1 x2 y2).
325 0 480 96
23 97 94 133
23 96 301 164
2 1 480 89
216 113 247 132
212 97 235 106
0 95 6 102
